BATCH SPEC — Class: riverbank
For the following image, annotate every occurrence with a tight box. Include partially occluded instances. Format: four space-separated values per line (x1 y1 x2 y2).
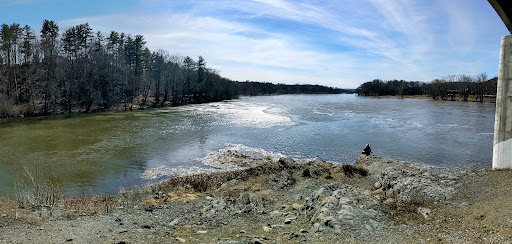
1 154 510 243
376 94 497 103
379 95 496 103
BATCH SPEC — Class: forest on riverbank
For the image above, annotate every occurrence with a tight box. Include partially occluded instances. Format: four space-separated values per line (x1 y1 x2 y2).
0 21 343 118
356 74 497 102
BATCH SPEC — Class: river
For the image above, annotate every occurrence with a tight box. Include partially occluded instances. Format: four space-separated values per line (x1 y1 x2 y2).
0 94 495 195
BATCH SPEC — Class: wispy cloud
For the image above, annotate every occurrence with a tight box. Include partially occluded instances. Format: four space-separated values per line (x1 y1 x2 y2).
56 0 506 88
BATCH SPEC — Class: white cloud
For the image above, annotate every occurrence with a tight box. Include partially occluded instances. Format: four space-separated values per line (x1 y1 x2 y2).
61 12 371 87
59 0 504 88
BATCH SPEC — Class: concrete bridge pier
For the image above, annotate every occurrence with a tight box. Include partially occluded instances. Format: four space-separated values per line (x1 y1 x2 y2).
493 35 512 169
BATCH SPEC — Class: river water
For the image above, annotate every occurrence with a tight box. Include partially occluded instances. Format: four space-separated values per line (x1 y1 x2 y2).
0 94 495 195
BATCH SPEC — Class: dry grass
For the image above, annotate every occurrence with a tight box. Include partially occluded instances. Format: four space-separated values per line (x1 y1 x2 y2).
152 161 285 194
3 158 336 221
5 163 120 220
378 195 435 223
0 195 45 225
127 159 300 207
14 164 62 211
341 164 369 178
0 196 18 223
60 194 119 217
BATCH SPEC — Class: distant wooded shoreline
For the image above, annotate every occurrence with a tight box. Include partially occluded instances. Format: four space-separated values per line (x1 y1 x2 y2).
356 75 497 102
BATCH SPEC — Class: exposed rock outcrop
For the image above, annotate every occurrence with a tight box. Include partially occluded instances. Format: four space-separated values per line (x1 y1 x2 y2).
356 155 459 202
305 182 383 235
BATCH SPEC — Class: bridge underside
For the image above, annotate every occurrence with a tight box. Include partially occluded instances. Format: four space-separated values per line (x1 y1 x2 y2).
489 0 512 33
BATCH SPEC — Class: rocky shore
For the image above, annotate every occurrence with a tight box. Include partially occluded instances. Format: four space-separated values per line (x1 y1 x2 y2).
1 155 512 243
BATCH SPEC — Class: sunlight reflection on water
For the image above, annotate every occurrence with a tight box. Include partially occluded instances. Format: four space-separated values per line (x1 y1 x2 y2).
0 94 496 195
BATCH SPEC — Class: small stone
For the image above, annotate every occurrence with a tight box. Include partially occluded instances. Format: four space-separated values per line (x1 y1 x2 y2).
374 181 382 189
39 227 44 230
253 238 262 244
284 219 292 224
240 230 246 233
197 230 207 234
459 202 470 208
263 226 271 232
270 210 283 216
118 229 128 234
299 229 308 233
205 196 213 200
117 242 127 244
115 217 122 222
99 234 110 238
0 214 6 217
175 237 186 243
417 207 432 219
66 237 74 242
291 203 303 210
169 218 181 227
383 198 395 205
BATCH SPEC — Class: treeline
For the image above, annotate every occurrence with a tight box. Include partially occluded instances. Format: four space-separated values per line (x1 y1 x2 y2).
236 81 344 96
0 20 238 118
0 21 343 118
356 73 497 102
356 79 425 97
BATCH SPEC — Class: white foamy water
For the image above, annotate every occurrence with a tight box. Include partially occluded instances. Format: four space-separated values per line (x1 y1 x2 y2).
436 123 470 128
141 144 286 181
199 144 286 168
141 165 218 181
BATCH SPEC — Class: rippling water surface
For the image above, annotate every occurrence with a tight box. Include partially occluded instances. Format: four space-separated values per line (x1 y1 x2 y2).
0 94 495 195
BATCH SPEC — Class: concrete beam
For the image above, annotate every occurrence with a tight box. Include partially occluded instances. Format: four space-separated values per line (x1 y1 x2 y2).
493 35 512 169
489 0 512 34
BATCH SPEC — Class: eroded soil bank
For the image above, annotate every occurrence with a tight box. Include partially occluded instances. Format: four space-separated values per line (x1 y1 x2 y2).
1 155 512 243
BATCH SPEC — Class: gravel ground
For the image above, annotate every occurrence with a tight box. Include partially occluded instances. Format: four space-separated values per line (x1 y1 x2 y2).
1 155 512 243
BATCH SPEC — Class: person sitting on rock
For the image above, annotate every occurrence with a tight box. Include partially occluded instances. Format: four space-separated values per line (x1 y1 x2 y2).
362 144 371 156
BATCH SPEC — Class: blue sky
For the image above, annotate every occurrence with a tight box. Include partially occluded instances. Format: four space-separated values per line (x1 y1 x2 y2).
0 0 508 88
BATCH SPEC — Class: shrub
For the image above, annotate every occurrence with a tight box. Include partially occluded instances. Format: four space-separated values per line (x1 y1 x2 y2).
341 164 368 178
14 164 62 210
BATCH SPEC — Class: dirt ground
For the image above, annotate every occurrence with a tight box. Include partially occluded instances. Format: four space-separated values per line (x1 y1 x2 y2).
1 156 512 244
